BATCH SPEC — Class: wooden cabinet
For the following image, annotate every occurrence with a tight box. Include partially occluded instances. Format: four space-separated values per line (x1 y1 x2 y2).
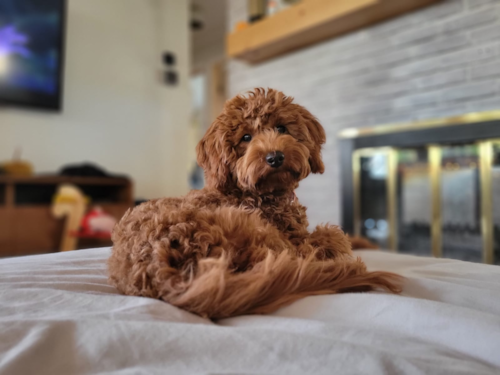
0 176 133 257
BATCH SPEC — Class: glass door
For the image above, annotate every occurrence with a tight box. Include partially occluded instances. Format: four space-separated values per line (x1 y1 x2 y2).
439 144 482 262
353 148 396 250
353 141 496 263
397 148 432 256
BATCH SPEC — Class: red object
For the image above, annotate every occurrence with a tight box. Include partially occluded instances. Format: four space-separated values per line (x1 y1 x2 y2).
70 207 117 239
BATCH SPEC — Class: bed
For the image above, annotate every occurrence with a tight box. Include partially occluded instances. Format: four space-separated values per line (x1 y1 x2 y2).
1 248 499 375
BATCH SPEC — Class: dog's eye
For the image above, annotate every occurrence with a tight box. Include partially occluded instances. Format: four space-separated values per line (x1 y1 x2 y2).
241 134 252 142
276 125 287 134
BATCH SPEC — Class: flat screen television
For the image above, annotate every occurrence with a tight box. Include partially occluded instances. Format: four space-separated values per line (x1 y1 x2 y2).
0 0 66 111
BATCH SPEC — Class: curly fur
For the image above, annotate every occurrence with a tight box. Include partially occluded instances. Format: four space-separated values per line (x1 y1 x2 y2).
109 88 402 319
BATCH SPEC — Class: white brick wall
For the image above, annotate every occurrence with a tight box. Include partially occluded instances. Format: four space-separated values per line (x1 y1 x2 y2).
226 0 500 228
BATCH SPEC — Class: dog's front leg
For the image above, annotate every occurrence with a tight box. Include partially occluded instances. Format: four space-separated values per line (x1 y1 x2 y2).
304 224 353 260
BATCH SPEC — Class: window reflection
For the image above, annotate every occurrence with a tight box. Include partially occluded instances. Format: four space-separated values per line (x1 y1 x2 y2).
360 154 389 248
441 144 482 263
397 148 432 256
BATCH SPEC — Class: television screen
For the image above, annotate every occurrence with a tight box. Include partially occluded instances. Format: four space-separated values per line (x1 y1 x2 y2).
0 0 66 110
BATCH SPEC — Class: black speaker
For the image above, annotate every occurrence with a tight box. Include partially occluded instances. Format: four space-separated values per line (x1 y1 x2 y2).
164 71 178 86
163 52 176 66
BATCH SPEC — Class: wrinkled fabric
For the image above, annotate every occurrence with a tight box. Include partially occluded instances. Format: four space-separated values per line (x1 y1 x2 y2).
0 248 499 375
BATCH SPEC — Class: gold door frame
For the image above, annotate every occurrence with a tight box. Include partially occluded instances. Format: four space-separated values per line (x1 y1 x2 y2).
428 145 442 259
340 111 500 139
480 140 495 264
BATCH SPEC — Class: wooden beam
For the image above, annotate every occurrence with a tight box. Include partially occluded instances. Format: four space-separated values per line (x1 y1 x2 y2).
227 0 442 63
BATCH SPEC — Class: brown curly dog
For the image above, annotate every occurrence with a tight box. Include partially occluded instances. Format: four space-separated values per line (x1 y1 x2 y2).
108 88 401 319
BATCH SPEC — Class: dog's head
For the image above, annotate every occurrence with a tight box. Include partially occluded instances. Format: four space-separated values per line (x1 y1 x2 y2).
197 88 325 194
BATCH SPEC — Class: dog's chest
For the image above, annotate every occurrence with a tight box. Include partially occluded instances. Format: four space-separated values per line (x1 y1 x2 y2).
251 200 308 235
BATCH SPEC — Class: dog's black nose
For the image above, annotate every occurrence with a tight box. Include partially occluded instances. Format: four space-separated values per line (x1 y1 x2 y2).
266 151 285 168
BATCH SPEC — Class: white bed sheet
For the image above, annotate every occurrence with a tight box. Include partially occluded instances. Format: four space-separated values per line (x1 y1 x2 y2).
0 248 499 375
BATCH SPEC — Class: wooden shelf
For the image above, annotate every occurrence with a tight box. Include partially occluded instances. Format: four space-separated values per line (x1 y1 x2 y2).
227 0 442 63
0 175 133 257
0 175 130 185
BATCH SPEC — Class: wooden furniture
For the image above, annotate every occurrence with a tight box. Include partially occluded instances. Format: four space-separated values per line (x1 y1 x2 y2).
0 175 133 257
227 0 442 63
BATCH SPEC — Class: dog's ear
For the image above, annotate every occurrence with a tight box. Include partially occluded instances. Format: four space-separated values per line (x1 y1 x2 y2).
196 120 232 190
301 110 326 174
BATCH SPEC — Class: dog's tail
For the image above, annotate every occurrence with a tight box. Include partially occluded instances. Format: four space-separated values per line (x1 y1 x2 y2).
348 235 380 250
159 250 402 319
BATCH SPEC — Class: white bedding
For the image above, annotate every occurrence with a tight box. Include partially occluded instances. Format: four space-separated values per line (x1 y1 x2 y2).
0 248 499 375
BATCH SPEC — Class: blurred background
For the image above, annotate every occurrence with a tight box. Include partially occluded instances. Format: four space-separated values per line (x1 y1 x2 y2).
1 0 500 263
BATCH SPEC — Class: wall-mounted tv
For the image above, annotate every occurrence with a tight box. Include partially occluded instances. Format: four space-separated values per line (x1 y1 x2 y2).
0 0 66 111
